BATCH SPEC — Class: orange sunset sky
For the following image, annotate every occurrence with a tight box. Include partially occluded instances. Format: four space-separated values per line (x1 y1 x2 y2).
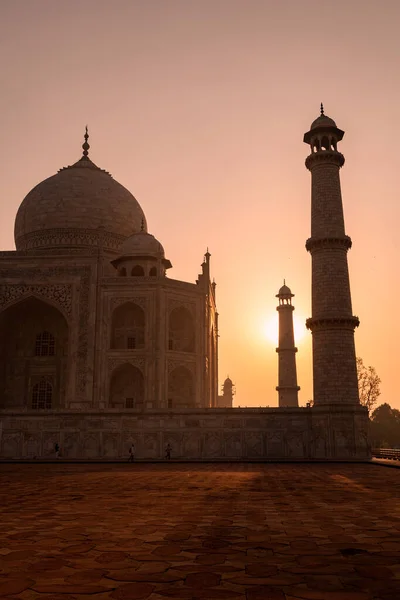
0 0 399 409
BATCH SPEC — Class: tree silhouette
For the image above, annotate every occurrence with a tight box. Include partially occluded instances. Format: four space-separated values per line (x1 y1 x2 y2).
370 403 400 448
356 357 381 412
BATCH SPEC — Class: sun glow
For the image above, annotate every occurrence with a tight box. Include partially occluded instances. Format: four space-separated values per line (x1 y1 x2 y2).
264 314 307 346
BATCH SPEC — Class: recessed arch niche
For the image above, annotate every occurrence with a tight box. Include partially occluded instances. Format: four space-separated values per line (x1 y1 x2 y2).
0 296 68 409
109 363 144 408
111 302 145 349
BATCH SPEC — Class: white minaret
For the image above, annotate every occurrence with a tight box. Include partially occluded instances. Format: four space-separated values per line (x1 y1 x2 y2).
276 282 300 407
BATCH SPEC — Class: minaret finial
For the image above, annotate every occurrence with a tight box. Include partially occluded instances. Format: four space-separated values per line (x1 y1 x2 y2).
82 125 90 158
320 103 324 115
284 278 286 285
140 218 145 232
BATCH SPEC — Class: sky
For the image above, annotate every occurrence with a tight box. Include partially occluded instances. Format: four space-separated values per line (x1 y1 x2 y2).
0 0 399 409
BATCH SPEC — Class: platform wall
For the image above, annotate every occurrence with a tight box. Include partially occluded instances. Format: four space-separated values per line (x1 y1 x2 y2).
0 405 370 460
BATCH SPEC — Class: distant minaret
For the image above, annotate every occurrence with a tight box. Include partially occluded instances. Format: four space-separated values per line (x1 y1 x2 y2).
276 282 300 407
304 105 360 405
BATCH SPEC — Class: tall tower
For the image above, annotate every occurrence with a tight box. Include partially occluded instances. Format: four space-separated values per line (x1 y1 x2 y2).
304 105 360 405
276 282 300 407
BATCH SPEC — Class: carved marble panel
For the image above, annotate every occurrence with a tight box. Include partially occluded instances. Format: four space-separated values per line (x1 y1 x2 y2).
1 432 22 458
82 432 100 458
42 432 60 457
162 432 183 458
286 432 305 458
143 433 160 459
244 432 263 457
23 433 41 458
102 433 120 458
266 431 285 457
122 432 142 457
224 432 242 458
203 432 222 458
62 432 80 459
182 433 201 458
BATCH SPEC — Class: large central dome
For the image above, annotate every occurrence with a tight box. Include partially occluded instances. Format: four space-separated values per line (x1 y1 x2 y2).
14 131 147 252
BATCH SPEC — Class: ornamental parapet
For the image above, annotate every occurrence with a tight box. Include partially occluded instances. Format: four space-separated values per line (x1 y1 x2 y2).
306 235 352 253
305 151 345 170
306 316 360 331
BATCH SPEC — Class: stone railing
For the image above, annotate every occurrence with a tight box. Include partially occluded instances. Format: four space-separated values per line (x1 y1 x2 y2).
372 448 400 460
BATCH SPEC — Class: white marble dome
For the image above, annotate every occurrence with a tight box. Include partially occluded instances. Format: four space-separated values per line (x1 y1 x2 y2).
14 138 147 252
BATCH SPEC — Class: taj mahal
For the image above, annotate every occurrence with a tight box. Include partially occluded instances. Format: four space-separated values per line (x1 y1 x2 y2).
0 109 370 460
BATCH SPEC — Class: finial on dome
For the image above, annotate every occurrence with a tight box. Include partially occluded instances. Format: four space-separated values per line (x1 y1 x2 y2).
320 103 324 115
82 125 90 158
140 218 145 232
284 278 286 285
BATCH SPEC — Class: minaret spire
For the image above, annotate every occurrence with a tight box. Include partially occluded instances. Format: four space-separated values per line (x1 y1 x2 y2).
275 282 300 407
82 125 90 158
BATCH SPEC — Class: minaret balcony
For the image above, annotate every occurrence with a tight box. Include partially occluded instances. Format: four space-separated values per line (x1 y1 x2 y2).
305 235 352 253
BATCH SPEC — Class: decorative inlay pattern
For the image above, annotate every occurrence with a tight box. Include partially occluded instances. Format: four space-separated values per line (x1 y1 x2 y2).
110 296 147 310
108 357 145 373
17 228 126 252
0 284 72 316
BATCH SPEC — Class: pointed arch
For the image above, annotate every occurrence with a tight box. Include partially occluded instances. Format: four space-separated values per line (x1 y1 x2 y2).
168 306 195 352
109 363 144 408
111 302 145 349
168 366 194 408
0 296 68 409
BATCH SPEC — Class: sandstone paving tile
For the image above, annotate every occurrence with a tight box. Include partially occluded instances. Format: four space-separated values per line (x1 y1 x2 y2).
135 561 171 574
31 583 114 594
283 586 376 599
195 553 226 565
109 582 155 599
245 564 278 577
152 545 182 558
245 586 286 599
104 569 183 583
0 577 36 596
228 575 305 587
172 564 242 573
64 568 108 583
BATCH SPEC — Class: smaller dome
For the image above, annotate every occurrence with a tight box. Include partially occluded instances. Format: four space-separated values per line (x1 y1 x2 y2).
224 376 233 385
118 230 165 259
276 283 294 298
310 114 337 130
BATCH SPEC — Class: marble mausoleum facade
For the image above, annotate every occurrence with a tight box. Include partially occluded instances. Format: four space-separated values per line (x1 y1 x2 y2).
0 114 371 461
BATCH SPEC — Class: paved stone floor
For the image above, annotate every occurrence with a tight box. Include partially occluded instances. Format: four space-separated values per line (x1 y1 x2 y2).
0 464 400 600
